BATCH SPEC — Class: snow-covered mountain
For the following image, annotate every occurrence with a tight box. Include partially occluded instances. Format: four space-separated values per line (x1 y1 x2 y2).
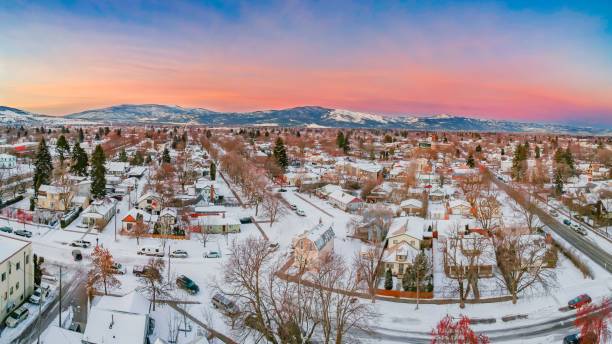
2 104 609 134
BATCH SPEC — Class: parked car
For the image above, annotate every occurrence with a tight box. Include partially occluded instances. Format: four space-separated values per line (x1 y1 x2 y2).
296 209 306 217
563 333 580 344
137 246 164 257
0 226 12 233
70 240 91 248
573 226 587 236
204 251 221 258
5 305 29 327
111 262 127 275
176 275 199 294
132 265 149 277
239 217 253 224
212 293 239 314
549 210 558 217
29 284 51 304
563 219 572 226
72 249 83 261
278 188 287 192
568 294 591 309
289 204 297 210
14 229 32 238
170 249 188 258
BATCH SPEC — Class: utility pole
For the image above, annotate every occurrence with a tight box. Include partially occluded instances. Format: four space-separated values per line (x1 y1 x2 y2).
37 293 42 343
167 243 171 282
58 265 62 327
114 204 117 242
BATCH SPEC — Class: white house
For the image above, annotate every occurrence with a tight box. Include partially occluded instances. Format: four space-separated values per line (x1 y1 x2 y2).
448 199 472 217
327 190 364 212
81 198 118 229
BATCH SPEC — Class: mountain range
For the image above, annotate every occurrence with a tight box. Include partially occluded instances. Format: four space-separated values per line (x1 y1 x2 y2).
0 104 609 135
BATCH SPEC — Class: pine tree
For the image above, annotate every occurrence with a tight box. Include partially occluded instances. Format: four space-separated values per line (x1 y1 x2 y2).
273 137 288 171
342 134 350 154
384 268 393 290
70 142 89 176
162 148 171 163
33 138 53 194
336 131 345 149
56 135 70 166
535 146 541 159
78 128 84 142
475 144 482 153
466 154 475 168
501 148 505 156
210 161 217 181
130 151 144 165
118 148 128 162
90 145 107 199
554 170 564 196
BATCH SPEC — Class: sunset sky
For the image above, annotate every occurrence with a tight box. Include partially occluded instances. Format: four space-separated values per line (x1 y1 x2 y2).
1 1 611 126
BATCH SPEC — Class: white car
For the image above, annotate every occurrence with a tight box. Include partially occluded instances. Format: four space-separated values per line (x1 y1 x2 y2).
111 262 127 275
5 306 29 327
289 204 297 210
170 249 189 258
296 209 306 217
70 240 92 248
29 284 51 304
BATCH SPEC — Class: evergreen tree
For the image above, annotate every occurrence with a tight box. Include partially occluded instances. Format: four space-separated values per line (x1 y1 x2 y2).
78 128 84 142
273 137 289 171
162 148 171 163
475 144 482 153
33 138 53 194
130 151 144 165
511 144 528 181
554 170 564 196
90 145 107 199
501 148 505 156
466 154 475 168
384 268 393 290
56 135 70 166
33 254 43 285
336 131 345 149
535 146 541 159
70 142 89 176
342 134 350 154
118 148 128 162
210 161 217 181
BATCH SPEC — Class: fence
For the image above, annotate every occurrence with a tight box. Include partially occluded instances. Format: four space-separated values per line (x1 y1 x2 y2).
376 289 434 299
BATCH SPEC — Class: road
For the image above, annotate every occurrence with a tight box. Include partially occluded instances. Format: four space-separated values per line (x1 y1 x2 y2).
14 266 88 344
490 172 612 274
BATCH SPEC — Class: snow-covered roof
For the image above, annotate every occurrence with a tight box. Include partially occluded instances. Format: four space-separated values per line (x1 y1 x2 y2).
328 189 362 204
0 235 29 263
387 217 425 241
449 199 470 209
106 161 131 173
300 223 335 251
95 291 150 315
82 307 148 344
200 214 240 226
400 199 423 208
382 241 419 263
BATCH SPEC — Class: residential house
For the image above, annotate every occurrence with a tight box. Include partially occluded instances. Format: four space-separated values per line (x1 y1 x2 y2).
443 232 494 278
121 208 157 233
328 190 364 212
157 208 178 233
448 199 472 217
400 199 424 216
382 217 426 276
292 223 335 270
105 162 131 177
195 214 240 234
136 192 163 215
80 198 118 229
37 184 74 212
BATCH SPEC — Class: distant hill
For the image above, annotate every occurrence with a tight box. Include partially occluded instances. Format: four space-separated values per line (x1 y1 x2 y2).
1 104 609 134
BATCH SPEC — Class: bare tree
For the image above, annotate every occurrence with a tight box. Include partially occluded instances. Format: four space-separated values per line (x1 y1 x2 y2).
491 229 556 304
311 253 374 344
219 236 318 343
138 258 172 311
474 184 501 230
441 226 490 307
262 191 284 227
353 245 383 302
510 190 542 233
131 219 149 245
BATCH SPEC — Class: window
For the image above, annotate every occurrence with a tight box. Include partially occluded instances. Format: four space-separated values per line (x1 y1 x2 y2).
8 264 11 274
16 262 20 271
10 287 13 295
16 282 19 290
1 272 5 281
26 255 29 264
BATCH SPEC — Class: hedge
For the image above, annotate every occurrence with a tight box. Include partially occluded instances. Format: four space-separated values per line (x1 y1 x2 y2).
0 195 24 210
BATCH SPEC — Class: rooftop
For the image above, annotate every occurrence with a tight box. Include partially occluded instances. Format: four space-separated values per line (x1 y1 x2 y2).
0 235 30 263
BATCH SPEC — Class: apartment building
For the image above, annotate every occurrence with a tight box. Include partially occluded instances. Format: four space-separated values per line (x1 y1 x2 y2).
0 235 35 323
